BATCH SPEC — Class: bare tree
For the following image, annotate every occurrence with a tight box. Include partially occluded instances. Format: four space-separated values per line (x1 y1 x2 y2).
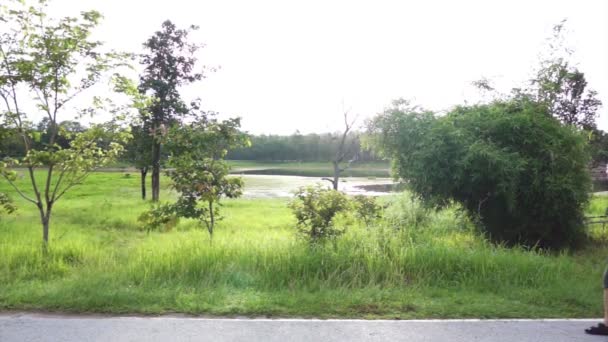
323 107 358 190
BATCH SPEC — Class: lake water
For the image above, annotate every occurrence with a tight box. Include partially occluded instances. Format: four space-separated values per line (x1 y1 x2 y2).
240 175 397 198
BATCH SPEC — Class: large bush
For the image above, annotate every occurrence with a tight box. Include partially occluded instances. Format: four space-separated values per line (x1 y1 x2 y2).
289 185 351 244
368 98 592 249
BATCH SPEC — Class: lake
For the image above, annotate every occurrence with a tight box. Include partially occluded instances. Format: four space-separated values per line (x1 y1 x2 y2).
239 175 397 198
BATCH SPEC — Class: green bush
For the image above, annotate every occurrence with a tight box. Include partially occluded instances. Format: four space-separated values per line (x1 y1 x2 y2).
352 195 383 226
368 98 592 249
288 185 351 244
383 193 432 231
137 203 179 233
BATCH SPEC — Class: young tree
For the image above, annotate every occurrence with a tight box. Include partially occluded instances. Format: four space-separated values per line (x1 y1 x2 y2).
139 20 204 202
125 122 153 199
322 107 358 190
163 114 248 239
289 185 351 245
0 0 130 245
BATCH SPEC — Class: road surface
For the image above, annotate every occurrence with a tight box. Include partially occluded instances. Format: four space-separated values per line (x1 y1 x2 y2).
0 313 603 342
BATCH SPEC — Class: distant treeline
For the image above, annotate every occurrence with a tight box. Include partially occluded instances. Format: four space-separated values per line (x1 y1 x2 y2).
1 123 383 163
226 132 382 162
0 119 87 158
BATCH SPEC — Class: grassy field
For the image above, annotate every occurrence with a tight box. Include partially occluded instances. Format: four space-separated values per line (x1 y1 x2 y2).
102 161 391 178
0 171 607 318
227 160 391 178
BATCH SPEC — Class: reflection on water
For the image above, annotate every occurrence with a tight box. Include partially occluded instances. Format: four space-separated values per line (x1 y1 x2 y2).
242 175 608 198
240 175 398 198
239 174 608 199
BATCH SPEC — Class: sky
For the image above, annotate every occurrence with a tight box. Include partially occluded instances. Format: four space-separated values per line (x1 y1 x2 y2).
40 0 608 134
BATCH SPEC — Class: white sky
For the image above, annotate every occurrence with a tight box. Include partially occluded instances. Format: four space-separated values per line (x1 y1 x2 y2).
43 0 608 134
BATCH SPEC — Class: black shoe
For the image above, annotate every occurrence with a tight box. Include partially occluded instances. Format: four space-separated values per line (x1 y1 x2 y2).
586 323 608 335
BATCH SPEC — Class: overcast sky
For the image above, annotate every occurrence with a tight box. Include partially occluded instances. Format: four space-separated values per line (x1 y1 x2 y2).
46 0 608 134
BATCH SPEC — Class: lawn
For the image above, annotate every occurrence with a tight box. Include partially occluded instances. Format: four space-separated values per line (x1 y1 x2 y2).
102 160 391 178
0 171 606 318
227 160 391 178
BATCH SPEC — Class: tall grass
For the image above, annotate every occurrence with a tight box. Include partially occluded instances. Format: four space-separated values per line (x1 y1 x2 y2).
0 171 605 317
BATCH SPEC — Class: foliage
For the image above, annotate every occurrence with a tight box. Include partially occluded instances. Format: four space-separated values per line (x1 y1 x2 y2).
227 132 380 162
382 193 432 231
0 131 16 217
531 21 602 130
368 97 592 249
139 20 205 202
0 192 15 217
169 159 244 236
352 195 383 226
124 120 154 199
125 123 153 170
535 67 602 130
589 129 608 166
163 114 248 237
137 202 179 233
288 185 351 244
0 0 131 244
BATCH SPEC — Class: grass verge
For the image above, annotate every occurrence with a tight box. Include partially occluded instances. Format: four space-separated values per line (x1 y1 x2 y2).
0 171 606 318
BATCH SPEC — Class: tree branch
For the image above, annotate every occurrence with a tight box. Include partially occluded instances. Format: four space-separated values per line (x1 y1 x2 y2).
26 166 43 206
1 172 37 204
50 167 66 202
321 177 336 186
54 171 90 202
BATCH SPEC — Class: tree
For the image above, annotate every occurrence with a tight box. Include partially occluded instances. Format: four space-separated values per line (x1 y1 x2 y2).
367 97 591 250
534 64 601 130
532 21 602 130
139 20 204 202
226 132 380 162
36 118 86 150
125 122 153 199
0 0 130 245
589 129 608 167
162 114 248 239
288 185 351 245
322 107 358 190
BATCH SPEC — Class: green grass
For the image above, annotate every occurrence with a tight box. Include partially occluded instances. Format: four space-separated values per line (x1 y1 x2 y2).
228 160 391 178
0 171 606 318
101 160 391 177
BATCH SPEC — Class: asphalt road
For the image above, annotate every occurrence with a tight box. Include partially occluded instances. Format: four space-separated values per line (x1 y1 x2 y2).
0 313 604 342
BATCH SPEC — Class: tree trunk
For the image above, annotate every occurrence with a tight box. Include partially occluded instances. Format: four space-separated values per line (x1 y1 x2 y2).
208 201 215 236
42 218 49 244
151 141 161 202
40 205 52 245
140 167 148 200
332 161 340 190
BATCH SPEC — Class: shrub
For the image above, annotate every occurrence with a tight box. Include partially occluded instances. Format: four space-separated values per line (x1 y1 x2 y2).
352 195 383 226
288 185 351 244
368 98 591 249
383 193 431 231
137 203 179 233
